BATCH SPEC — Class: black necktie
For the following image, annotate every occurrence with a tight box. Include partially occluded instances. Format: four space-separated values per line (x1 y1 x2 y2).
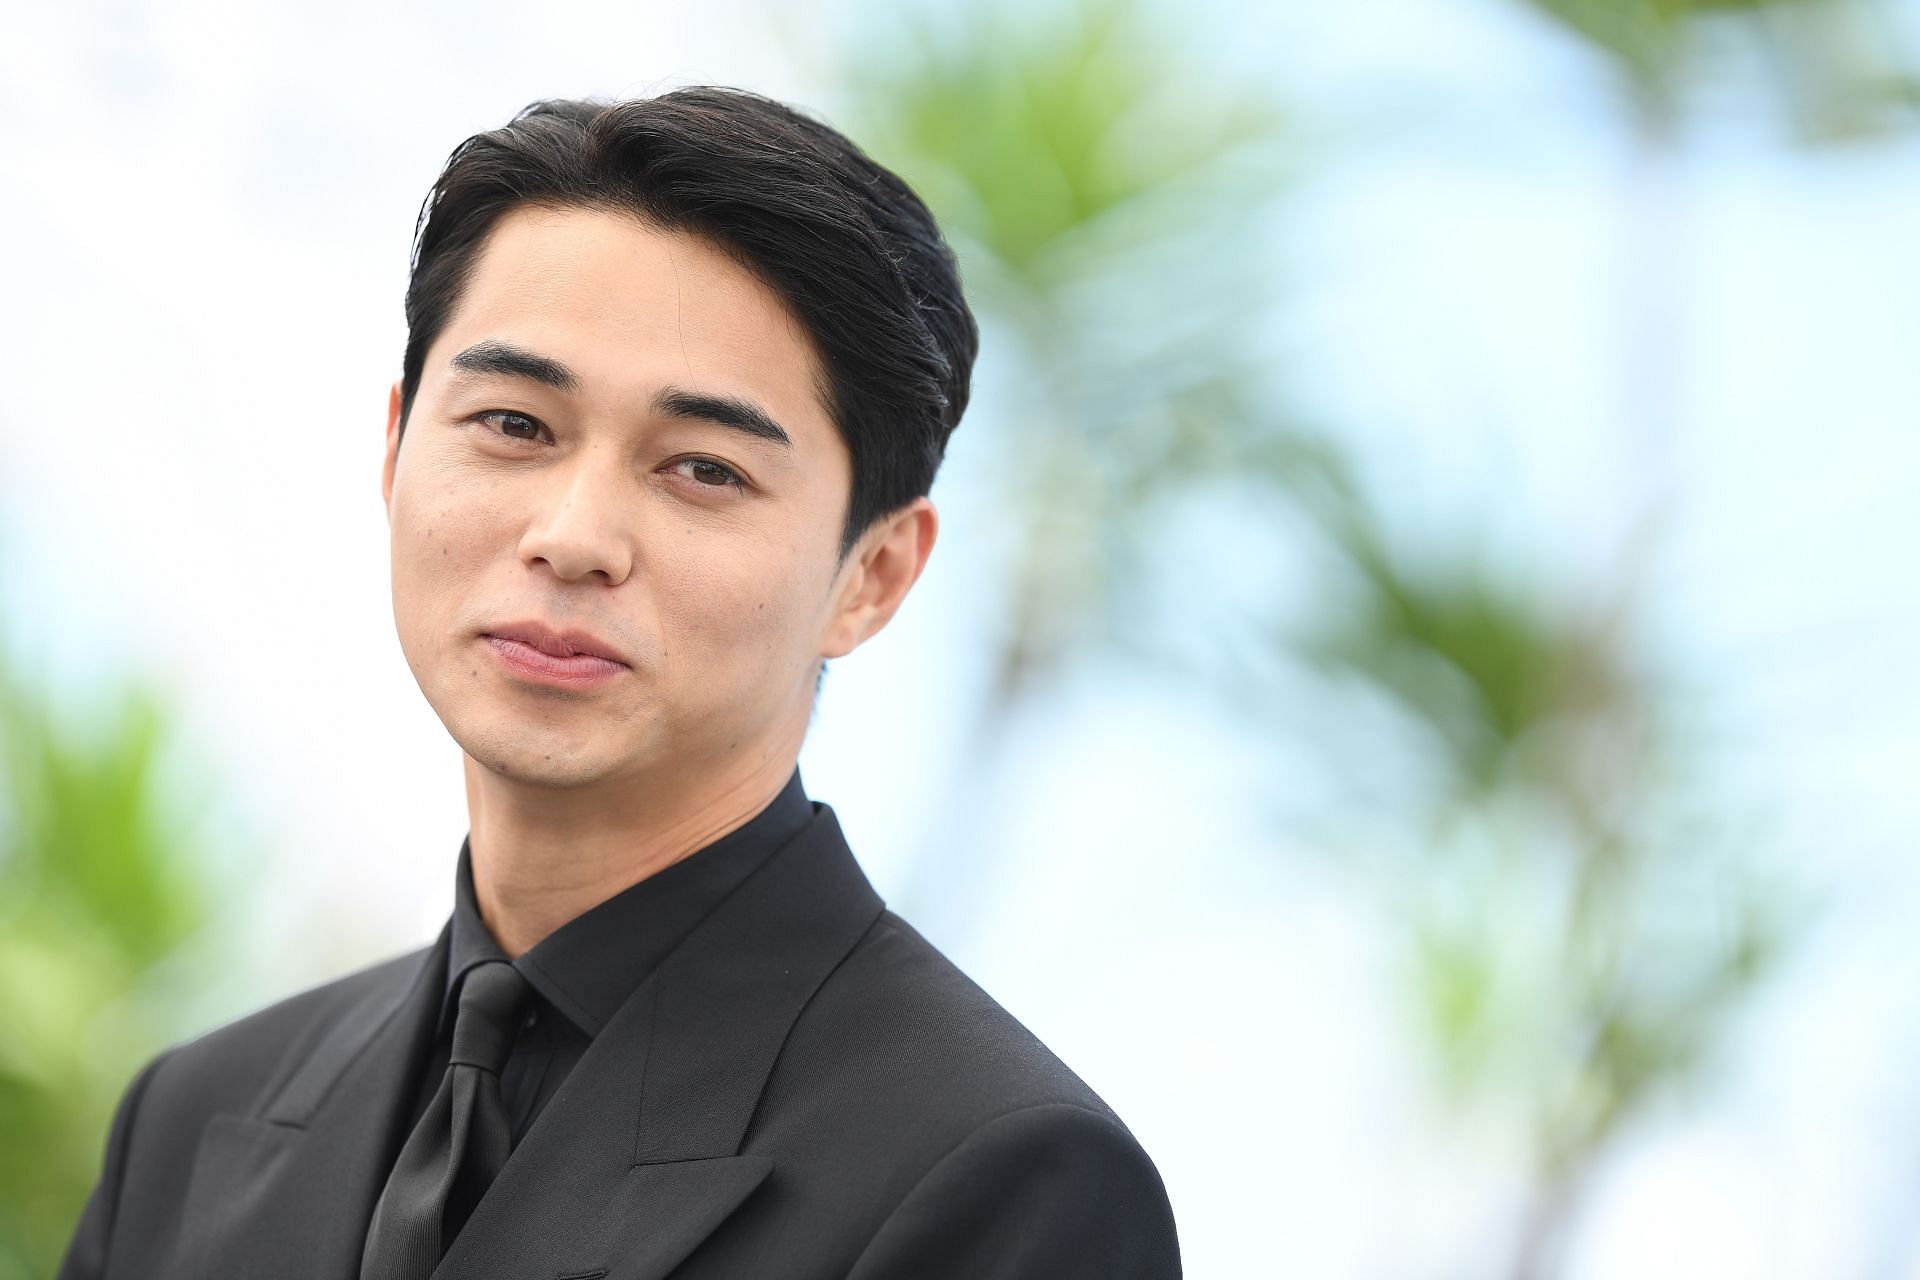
360 959 534 1280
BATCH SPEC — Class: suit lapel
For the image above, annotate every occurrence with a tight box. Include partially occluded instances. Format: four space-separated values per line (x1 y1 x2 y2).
165 919 450 1280
433 802 884 1280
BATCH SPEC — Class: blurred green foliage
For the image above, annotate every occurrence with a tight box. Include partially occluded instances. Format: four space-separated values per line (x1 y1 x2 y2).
1519 0 1919 136
842 0 1313 712
840 0 1882 1275
1430 0 1908 1272
0 651 215 1279
1266 472 1810 1278
845 0 1283 291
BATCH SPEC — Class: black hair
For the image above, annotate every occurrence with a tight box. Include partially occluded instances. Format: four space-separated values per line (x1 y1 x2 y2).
397 87 978 565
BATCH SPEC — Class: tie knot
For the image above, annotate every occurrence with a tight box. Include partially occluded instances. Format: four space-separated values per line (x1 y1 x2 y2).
450 960 533 1076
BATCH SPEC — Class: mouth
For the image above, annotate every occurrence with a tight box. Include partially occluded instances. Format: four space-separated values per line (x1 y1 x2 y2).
484 635 629 687
484 620 630 666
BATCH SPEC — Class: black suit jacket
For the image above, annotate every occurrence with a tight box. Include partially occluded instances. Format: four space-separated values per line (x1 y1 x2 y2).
58 801 1182 1279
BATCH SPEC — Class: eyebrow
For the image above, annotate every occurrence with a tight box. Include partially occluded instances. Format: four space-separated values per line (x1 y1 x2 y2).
449 339 579 395
447 339 794 451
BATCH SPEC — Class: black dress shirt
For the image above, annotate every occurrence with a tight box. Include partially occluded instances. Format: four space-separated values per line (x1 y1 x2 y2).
394 766 816 1169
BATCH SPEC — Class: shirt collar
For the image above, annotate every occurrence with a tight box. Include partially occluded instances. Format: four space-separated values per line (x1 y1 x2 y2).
438 766 814 1041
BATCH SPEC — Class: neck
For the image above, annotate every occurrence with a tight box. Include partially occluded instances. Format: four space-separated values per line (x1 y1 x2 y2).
461 747 799 959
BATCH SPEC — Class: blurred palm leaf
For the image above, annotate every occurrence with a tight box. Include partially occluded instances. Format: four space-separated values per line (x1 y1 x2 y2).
848 0 1286 292
843 0 1302 717
1286 505 1634 803
835 0 1317 938
0 651 215 1278
1242 470 1808 1280
1518 0 1919 136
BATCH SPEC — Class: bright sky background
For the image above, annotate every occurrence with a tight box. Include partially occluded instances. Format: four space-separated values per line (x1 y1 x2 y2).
3 0 1918 1276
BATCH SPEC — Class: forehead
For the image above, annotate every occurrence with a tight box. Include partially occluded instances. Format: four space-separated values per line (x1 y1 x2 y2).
429 203 833 437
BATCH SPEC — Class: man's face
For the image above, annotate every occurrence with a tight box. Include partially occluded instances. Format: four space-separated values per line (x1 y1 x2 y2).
381 203 864 794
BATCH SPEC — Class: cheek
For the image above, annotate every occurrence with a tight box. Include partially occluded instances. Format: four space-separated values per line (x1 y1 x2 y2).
652 538 823 674
389 471 498 629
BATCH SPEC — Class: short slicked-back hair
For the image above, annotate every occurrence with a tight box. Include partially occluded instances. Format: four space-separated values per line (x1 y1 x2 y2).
397 87 979 563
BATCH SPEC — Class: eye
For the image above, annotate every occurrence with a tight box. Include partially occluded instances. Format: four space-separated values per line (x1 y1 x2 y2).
473 410 547 445
668 457 747 492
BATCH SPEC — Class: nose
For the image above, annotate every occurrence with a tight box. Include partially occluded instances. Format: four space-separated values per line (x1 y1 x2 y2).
516 450 635 586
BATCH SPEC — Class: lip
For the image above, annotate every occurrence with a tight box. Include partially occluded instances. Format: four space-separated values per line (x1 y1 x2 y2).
484 620 630 666
486 636 627 688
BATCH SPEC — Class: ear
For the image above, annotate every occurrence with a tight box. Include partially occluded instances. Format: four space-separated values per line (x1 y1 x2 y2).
381 380 403 516
820 498 938 660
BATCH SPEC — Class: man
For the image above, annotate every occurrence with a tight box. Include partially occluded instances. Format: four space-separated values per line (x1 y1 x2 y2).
57 87 1181 1279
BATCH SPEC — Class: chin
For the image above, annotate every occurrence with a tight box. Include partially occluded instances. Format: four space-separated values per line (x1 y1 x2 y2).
447 705 599 780
466 741 621 791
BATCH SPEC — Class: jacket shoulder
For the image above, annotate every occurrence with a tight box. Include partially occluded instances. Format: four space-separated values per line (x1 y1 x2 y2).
146 940 434 1119
844 1099 1183 1279
730 907 1180 1274
758 906 1128 1147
